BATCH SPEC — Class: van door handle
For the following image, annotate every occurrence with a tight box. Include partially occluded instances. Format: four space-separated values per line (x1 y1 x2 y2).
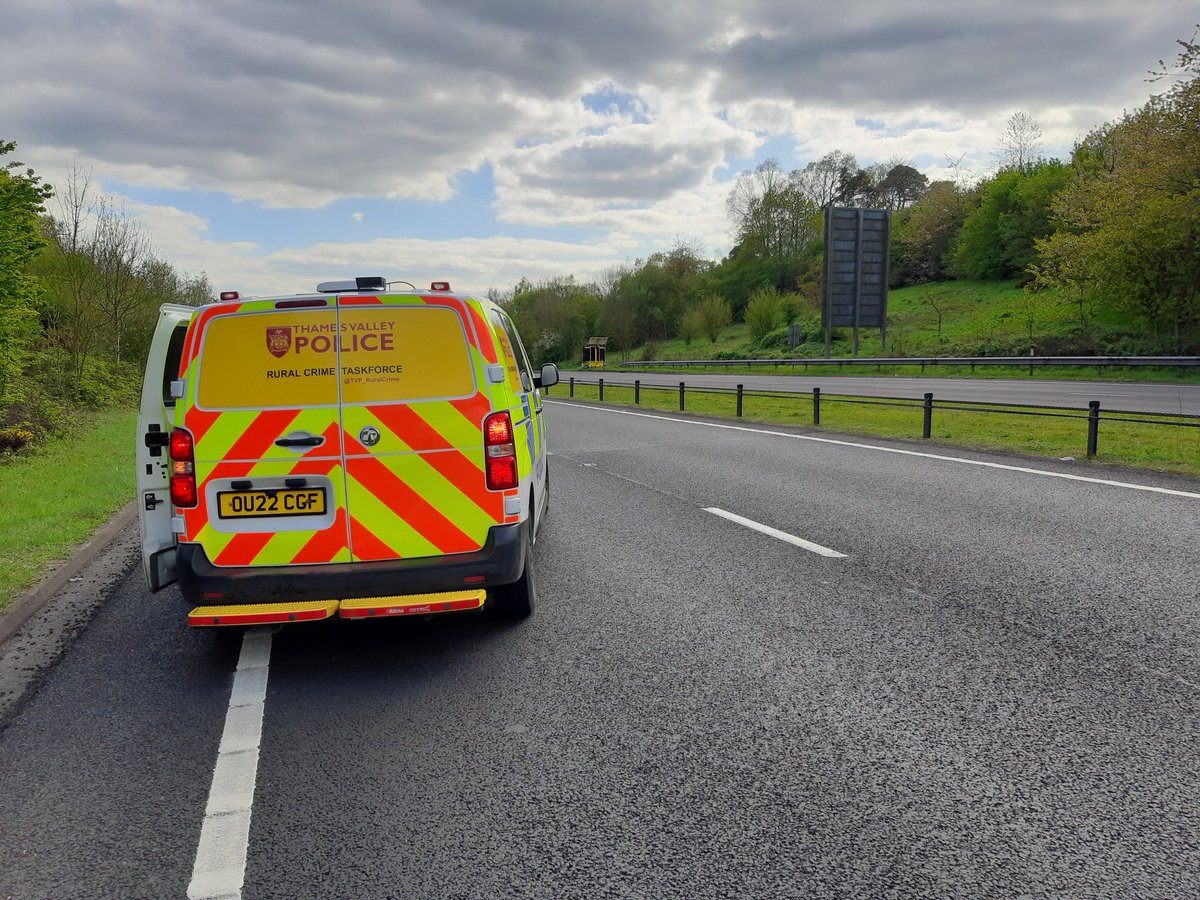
275 435 324 448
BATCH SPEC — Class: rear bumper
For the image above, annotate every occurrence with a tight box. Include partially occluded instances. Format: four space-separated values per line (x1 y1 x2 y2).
175 522 527 605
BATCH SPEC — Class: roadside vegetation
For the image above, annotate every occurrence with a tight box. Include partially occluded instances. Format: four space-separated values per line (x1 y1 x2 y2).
0 409 136 610
0 145 210 453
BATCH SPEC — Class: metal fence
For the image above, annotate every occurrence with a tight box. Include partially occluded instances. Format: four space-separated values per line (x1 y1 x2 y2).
551 376 1200 460
621 355 1200 375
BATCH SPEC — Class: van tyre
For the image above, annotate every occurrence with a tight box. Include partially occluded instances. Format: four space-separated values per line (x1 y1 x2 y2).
492 526 537 619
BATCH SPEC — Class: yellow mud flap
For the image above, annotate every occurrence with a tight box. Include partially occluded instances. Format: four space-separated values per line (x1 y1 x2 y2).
188 600 339 627
338 590 487 620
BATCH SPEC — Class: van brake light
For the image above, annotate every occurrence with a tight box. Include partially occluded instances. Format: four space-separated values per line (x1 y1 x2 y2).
483 412 518 490
169 428 198 507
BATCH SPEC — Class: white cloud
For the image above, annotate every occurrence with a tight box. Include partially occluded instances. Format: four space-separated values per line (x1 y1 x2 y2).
4 0 1194 292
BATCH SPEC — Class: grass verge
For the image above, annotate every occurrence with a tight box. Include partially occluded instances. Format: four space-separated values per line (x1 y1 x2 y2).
0 408 137 612
553 382 1200 478
601 363 1200 386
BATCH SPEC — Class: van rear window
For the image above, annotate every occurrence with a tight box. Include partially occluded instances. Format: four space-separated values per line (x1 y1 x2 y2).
195 306 475 410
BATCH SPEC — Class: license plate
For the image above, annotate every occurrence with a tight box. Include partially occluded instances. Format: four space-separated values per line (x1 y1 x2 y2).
216 489 327 519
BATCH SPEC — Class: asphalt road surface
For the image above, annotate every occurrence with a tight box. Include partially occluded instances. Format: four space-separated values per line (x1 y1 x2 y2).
571 371 1200 416
2 402 1198 899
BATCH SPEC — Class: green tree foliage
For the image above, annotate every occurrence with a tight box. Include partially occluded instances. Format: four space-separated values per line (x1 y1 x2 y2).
505 275 599 366
721 159 825 316
891 181 974 283
0 140 52 405
2 157 214 439
950 162 1070 280
1033 32 1200 347
727 159 822 262
744 286 782 341
596 241 712 351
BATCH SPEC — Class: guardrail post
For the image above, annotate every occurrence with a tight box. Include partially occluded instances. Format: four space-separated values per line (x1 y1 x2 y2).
1087 400 1100 458
736 383 744 417
679 381 685 411
599 378 604 401
923 392 934 439
569 376 574 398
634 380 640 405
813 387 821 425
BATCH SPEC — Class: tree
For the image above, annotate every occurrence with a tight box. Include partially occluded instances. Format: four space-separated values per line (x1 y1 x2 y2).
1032 34 1200 348
878 164 930 210
42 163 104 383
996 110 1044 173
0 139 52 405
796 151 857 207
727 159 822 261
890 180 974 284
92 197 153 362
950 162 1069 280
505 275 599 366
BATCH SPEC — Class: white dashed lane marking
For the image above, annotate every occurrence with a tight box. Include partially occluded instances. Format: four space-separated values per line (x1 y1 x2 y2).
188 627 273 900
704 507 848 558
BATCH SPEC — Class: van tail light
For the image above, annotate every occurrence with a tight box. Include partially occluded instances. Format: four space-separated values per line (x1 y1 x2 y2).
169 428 198 507
483 412 518 490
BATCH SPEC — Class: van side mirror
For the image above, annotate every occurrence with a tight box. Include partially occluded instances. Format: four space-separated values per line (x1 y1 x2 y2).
534 363 559 389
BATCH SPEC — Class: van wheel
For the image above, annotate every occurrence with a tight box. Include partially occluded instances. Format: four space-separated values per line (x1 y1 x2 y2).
492 529 537 619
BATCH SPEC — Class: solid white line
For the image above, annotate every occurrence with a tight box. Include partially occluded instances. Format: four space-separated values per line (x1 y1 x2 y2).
546 401 1200 500
704 507 848 558
188 628 273 900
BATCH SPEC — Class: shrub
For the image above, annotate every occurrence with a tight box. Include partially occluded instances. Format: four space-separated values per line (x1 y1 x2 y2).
745 286 782 341
697 293 731 342
0 427 35 453
678 308 704 345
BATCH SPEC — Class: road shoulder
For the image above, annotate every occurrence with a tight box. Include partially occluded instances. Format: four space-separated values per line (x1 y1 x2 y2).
0 503 139 724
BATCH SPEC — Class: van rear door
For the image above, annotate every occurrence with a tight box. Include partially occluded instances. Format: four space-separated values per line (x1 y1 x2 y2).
137 304 195 591
178 298 349 568
336 294 505 562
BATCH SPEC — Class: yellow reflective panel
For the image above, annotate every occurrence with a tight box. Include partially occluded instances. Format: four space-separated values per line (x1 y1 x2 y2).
197 310 339 409
339 306 475 404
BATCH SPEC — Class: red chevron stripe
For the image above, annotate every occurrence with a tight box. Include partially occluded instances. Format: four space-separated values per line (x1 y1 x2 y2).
343 435 478 556
465 302 498 363
368 404 501 520
450 392 492 428
213 531 274 567
293 507 350 564
349 514 401 561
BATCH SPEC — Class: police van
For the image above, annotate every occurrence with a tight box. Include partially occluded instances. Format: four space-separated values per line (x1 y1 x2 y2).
136 277 558 626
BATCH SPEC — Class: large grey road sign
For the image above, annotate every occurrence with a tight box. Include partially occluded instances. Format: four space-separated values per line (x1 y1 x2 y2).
823 206 891 355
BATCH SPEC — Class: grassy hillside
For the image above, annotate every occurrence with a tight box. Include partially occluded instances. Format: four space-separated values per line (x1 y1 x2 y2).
607 281 1183 368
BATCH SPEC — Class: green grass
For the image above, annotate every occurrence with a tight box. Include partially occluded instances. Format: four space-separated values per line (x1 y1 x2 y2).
555 382 1200 478
0 408 137 611
588 280 1200 386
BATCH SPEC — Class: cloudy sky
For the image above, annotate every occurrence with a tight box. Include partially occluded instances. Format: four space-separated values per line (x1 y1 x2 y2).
2 1 1194 296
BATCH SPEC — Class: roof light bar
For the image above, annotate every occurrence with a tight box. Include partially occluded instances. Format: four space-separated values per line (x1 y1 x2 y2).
316 276 388 293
